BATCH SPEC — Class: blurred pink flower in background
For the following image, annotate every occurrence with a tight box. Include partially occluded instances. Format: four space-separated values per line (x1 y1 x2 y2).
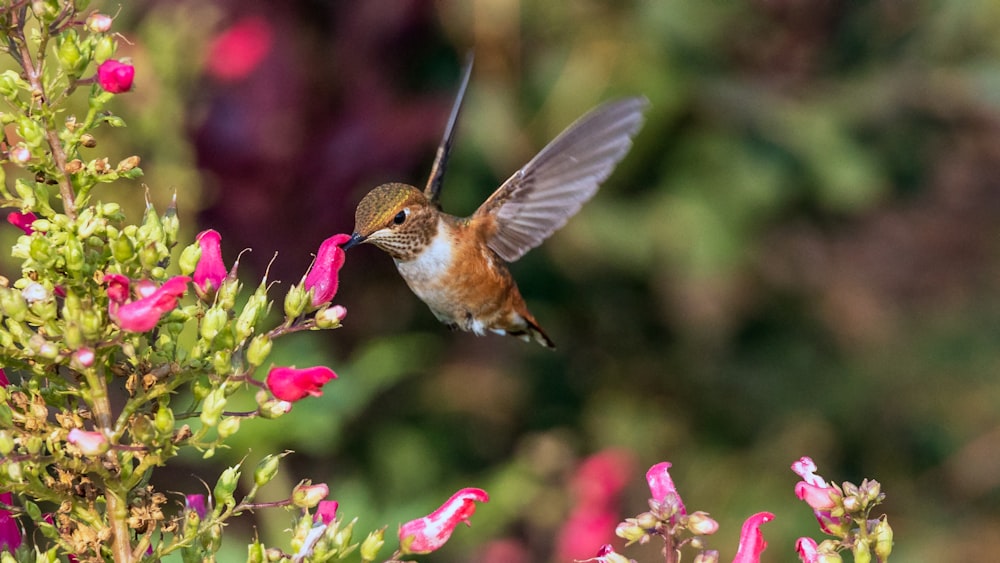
206 16 273 82
556 449 634 561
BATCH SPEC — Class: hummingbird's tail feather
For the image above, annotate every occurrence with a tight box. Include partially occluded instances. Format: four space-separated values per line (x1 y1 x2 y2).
520 318 556 349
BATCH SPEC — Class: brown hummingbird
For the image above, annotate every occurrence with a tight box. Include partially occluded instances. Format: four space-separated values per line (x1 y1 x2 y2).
342 58 647 348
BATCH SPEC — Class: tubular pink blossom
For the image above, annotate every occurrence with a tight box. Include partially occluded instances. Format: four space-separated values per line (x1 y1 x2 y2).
732 512 774 563
303 234 350 307
314 500 339 525
97 59 135 93
795 482 837 510
791 457 827 488
104 274 130 306
646 461 686 516
795 537 820 563
112 276 189 332
193 229 227 296
266 366 337 402
6 211 37 235
0 492 21 552
399 488 490 554
206 16 274 82
185 494 208 520
0 369 8 387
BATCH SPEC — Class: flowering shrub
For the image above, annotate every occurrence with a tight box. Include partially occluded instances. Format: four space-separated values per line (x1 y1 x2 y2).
0 2 896 563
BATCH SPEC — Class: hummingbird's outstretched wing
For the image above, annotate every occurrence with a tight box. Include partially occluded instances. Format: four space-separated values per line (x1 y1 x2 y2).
474 97 648 263
424 53 475 207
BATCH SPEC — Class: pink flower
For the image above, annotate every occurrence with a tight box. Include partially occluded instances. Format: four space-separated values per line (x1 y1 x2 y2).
303 234 350 307
791 457 827 487
794 482 837 510
0 369 8 387
97 59 135 93
193 229 227 297
104 273 130 306
266 366 337 402
111 276 189 332
186 494 208 520
646 461 686 517
557 449 634 561
6 211 37 235
67 428 109 456
732 512 774 563
399 488 489 555
795 537 819 563
314 500 339 525
72 347 95 369
556 508 619 562
0 492 21 552
206 16 274 82
791 457 848 535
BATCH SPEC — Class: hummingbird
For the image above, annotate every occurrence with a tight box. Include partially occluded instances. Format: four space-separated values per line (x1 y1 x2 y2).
342 58 647 348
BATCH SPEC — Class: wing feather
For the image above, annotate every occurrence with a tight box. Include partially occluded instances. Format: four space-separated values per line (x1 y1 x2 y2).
475 97 648 262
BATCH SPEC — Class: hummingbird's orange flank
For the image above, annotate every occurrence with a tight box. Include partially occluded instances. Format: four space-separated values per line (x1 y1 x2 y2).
342 58 647 348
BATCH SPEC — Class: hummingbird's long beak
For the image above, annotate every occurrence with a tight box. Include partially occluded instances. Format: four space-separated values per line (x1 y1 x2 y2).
340 233 366 250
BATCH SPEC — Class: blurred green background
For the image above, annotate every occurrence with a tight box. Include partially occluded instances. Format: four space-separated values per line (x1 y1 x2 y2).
20 0 1000 560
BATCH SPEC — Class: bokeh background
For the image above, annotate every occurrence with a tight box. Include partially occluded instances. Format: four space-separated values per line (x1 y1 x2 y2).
17 0 1000 560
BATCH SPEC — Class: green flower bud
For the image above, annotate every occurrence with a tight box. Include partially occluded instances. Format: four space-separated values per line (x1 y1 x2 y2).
291 480 328 508
94 34 117 63
65 237 85 273
359 527 386 563
246 334 272 367
80 309 103 340
216 278 241 312
112 233 135 263
56 30 87 76
873 517 893 562
284 284 308 319
131 415 156 444
853 538 872 563
214 465 241 509
200 307 228 342
253 453 284 487
138 242 162 270
5 460 22 482
178 242 201 276
200 388 226 427
247 540 266 563
23 500 41 520
16 115 46 148
217 416 240 439
29 235 53 264
212 350 232 376
0 288 27 321
0 431 14 455
192 377 212 402
0 70 25 98
154 405 175 437
26 435 43 455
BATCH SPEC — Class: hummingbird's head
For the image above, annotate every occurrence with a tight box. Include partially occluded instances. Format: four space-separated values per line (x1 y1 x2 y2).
344 183 438 260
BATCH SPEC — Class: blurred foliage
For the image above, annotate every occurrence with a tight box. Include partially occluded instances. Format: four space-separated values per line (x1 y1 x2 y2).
6 0 1000 560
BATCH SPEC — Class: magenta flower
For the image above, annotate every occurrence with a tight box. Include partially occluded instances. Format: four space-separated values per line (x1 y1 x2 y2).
193 229 228 297
399 488 490 555
105 273 130 306
185 494 208 520
795 537 819 563
791 457 848 535
111 276 189 332
206 16 274 82
67 428 109 456
0 492 21 553
732 512 774 563
646 461 686 517
314 500 339 525
0 369 8 387
97 59 135 93
266 366 337 402
303 233 350 307
6 211 36 235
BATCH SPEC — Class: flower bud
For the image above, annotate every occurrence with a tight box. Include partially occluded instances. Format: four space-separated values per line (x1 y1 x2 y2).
86 13 113 33
178 242 201 276
0 431 14 456
291 481 329 509
112 233 135 263
852 538 871 563
315 304 347 329
214 465 241 509
97 59 135 93
200 307 228 342
200 388 226 427
687 511 719 535
217 416 241 439
154 405 175 437
67 428 109 456
17 116 46 148
253 453 284 487
615 519 647 544
284 284 308 319
246 334 272 367
693 551 720 563
873 517 893 562
359 527 385 562
56 30 86 76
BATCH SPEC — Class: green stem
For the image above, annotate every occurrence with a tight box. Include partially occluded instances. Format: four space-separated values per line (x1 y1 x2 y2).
105 487 134 563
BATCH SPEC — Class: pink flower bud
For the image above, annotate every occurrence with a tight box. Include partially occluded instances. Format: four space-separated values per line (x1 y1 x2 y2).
112 276 189 332
796 537 820 563
646 461 686 516
399 488 489 554
795 482 838 510
97 59 135 93
185 494 208 520
266 366 337 402
6 211 37 235
314 500 339 525
303 234 350 307
104 273 130 306
86 13 113 33
72 347 95 368
732 512 774 563
67 428 109 456
9 144 30 164
0 492 22 552
193 229 227 297
291 482 329 508
687 511 719 535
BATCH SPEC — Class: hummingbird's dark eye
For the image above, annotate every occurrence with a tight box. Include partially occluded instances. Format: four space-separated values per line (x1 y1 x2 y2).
393 209 408 225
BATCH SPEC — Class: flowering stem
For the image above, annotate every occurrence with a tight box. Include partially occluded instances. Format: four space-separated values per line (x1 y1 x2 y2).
7 9 78 219
106 487 135 563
